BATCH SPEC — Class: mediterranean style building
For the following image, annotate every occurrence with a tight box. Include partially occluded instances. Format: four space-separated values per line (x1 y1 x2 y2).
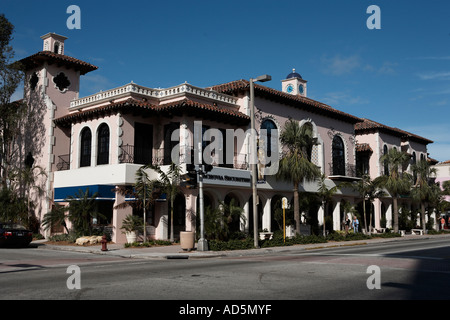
18 33 435 243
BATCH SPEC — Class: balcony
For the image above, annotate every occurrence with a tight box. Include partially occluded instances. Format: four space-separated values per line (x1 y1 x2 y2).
328 162 359 181
56 154 70 171
119 144 248 170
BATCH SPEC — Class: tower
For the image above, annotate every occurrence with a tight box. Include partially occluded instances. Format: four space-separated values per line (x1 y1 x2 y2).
17 33 98 235
281 68 307 97
41 32 67 54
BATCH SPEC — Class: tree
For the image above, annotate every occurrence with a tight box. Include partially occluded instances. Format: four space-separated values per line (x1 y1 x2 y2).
0 14 25 189
276 119 321 234
374 148 411 233
316 174 340 236
144 162 182 242
344 174 386 233
410 159 437 232
66 188 105 236
115 166 159 241
42 203 70 234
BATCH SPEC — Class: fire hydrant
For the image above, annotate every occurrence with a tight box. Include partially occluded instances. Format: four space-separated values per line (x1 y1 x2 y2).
101 234 108 251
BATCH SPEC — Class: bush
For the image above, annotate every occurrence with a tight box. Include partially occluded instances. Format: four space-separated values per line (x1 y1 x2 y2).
124 239 173 248
208 238 254 251
48 233 78 243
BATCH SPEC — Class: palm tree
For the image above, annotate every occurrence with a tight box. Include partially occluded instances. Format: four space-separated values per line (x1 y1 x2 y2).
374 148 411 233
66 188 105 236
276 119 321 235
114 166 158 241
410 159 437 232
345 174 386 233
144 162 182 242
42 203 70 234
316 174 340 236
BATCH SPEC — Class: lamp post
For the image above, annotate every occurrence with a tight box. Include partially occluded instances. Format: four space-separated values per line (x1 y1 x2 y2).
249 74 271 248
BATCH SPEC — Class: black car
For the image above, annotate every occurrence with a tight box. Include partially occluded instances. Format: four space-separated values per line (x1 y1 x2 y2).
0 223 33 247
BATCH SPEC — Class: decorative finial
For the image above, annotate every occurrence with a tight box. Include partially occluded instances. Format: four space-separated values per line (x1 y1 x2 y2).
293 68 296 73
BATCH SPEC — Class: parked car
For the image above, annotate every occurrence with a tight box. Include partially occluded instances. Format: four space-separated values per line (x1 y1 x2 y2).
0 223 33 247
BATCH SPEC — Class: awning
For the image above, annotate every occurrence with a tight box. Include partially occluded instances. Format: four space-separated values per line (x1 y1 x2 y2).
54 185 116 202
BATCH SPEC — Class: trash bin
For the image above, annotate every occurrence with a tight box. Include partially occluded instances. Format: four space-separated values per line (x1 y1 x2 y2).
180 231 195 251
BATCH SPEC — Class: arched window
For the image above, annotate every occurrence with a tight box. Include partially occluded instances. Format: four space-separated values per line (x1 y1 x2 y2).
412 152 417 184
302 122 314 161
332 136 345 175
97 123 110 165
80 127 92 167
383 145 389 176
260 119 277 158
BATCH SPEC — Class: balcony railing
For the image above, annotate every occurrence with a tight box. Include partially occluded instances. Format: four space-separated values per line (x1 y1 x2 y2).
56 154 70 171
328 162 357 178
119 145 162 165
119 144 248 170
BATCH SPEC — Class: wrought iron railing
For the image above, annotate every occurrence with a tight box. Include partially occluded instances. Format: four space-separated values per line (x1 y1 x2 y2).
56 154 70 171
328 162 357 177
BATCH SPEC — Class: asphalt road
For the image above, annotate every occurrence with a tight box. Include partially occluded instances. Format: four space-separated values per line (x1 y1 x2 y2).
1 237 449 303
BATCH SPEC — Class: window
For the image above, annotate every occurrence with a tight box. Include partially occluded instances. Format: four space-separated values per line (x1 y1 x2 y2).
164 122 179 165
301 122 314 161
134 122 153 165
383 145 389 176
260 119 277 158
53 72 70 92
80 127 92 167
97 124 110 165
29 72 38 91
332 136 345 175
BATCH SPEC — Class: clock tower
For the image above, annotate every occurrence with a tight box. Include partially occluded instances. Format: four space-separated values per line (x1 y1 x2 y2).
281 68 307 97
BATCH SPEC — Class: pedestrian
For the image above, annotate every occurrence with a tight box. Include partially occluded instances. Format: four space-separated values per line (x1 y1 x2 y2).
448 217 450 229
441 217 446 230
352 216 359 233
345 216 350 234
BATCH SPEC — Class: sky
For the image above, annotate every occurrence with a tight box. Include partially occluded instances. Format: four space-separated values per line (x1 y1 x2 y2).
3 0 450 161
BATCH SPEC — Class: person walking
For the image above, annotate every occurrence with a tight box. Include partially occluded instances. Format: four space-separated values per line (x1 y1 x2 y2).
345 216 351 234
441 217 446 230
352 216 359 233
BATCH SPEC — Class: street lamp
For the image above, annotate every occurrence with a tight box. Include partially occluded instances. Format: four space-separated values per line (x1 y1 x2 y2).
249 74 271 248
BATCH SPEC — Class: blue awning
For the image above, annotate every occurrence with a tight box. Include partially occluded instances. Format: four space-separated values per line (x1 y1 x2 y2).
54 185 116 202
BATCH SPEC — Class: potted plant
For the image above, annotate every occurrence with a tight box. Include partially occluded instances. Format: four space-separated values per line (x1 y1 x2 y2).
120 214 143 244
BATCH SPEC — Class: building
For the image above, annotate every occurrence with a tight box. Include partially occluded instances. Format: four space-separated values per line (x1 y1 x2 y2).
18 33 435 243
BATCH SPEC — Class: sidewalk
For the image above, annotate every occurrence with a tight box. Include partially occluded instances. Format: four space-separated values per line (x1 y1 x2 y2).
34 233 450 260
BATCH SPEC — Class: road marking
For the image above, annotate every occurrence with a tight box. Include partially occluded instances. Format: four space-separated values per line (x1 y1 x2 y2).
303 252 444 261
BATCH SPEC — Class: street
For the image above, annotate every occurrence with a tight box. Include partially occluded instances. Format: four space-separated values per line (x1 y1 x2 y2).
1 237 449 302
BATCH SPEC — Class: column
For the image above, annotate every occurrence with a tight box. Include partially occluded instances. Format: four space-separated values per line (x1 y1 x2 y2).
262 197 272 232
386 202 392 229
112 188 132 244
373 198 381 230
154 201 169 240
332 200 341 231
184 190 197 232
243 200 250 233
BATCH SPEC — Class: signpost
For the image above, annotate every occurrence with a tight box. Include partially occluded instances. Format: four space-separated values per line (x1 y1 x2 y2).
282 197 288 243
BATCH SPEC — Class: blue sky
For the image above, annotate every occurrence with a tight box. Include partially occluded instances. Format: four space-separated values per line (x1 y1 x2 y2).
3 0 450 161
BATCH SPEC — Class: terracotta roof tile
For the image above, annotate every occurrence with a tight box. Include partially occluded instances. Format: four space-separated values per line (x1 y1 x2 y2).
18 51 98 75
208 79 362 124
355 118 433 145
356 143 373 153
54 97 250 126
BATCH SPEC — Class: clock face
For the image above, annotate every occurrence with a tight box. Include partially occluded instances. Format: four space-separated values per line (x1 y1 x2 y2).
286 84 294 93
299 84 304 94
